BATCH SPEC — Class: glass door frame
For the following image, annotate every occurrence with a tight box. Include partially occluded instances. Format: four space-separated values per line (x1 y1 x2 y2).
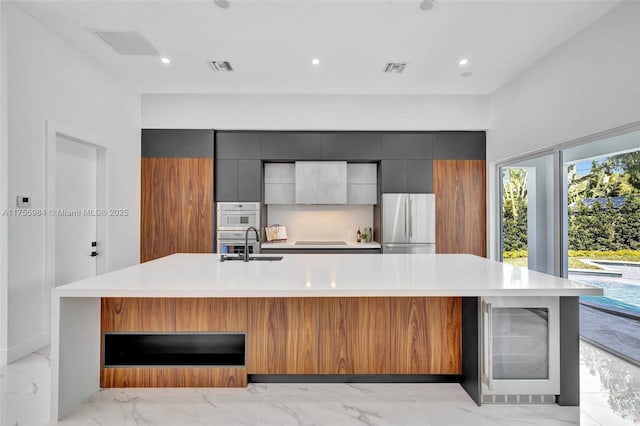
496 148 562 276
494 122 640 278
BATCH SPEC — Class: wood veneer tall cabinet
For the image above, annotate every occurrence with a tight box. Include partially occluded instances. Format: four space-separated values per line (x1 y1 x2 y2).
433 160 486 257
433 132 486 257
140 130 215 262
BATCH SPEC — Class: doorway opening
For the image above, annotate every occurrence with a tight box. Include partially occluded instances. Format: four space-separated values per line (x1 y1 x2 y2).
45 122 108 321
499 153 557 275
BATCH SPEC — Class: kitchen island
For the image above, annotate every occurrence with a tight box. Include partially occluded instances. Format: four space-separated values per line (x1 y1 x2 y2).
51 253 601 421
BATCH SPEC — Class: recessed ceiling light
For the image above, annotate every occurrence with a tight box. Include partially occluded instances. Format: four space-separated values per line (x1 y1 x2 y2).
420 0 435 11
458 58 469 66
160 57 171 64
461 71 473 78
311 58 320 66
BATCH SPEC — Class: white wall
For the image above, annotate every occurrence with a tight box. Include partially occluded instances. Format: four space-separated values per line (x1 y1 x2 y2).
488 1 640 164
142 94 489 130
4 4 140 363
0 1 9 365
267 205 373 243
487 0 640 260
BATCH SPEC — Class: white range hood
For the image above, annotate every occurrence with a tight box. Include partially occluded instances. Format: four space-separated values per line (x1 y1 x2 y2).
295 161 347 204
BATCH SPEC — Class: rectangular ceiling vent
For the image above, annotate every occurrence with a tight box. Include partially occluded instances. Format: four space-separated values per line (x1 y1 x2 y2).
91 30 160 55
209 61 234 72
384 62 407 74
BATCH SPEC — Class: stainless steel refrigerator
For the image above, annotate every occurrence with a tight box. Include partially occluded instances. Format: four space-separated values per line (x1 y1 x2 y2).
382 194 436 253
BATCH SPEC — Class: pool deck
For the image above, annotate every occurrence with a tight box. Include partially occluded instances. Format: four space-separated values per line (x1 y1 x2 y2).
572 262 640 365
580 304 640 366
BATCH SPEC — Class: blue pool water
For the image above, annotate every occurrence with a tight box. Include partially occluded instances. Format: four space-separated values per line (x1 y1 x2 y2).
579 280 640 315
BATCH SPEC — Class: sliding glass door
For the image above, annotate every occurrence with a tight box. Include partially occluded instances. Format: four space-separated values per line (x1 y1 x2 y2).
561 130 640 278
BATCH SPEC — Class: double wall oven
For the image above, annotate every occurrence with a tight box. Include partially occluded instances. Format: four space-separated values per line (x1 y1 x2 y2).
216 202 261 255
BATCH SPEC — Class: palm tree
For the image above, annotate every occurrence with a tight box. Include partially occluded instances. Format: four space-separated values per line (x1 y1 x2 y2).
502 168 527 218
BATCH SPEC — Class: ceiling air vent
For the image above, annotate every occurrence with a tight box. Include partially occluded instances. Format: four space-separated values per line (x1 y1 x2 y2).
210 61 234 72
384 62 407 74
91 30 160 55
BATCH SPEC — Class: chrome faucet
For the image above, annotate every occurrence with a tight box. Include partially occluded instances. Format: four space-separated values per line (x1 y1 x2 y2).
244 226 259 262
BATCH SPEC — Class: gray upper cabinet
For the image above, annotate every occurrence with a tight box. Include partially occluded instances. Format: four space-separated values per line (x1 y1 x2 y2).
215 159 261 202
381 159 432 193
142 129 214 158
215 159 239 202
382 133 433 159
216 132 261 159
321 133 382 160
381 160 408 193
261 132 322 160
215 132 262 202
238 160 262 201
407 160 433 193
433 132 486 160
380 134 434 192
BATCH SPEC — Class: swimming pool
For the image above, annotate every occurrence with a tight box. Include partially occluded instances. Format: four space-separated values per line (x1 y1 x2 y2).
577 279 640 315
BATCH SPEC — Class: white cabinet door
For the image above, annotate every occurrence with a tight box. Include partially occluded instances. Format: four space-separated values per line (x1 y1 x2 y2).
347 163 377 204
347 163 376 184
347 184 377 204
264 163 295 204
265 163 295 183
295 161 347 204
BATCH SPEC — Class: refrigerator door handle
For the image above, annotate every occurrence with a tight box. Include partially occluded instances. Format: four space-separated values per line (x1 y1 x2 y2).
382 243 436 254
409 198 413 239
404 198 408 238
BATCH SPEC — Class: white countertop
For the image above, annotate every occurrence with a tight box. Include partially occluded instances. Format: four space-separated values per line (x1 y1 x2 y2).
261 241 381 249
53 253 602 298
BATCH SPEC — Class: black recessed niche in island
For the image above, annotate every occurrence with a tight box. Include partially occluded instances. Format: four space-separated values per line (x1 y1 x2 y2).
103 332 246 367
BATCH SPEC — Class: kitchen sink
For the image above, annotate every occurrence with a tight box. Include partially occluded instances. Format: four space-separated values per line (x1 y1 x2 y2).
249 256 284 261
220 255 283 262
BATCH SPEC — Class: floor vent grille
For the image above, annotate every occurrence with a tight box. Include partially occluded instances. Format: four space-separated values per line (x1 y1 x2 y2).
482 394 557 404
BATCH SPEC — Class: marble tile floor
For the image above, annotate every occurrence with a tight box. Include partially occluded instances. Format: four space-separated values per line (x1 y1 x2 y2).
1 342 638 426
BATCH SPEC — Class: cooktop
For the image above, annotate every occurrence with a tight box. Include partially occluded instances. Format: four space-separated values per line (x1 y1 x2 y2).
294 241 348 245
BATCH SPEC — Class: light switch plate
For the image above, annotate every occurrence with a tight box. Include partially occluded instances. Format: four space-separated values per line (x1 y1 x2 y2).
16 195 31 208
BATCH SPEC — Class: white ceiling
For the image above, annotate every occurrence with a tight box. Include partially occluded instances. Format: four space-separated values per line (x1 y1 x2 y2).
15 0 620 95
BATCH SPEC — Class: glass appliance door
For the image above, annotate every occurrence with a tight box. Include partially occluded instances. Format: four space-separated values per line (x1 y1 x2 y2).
482 296 559 396
492 307 549 380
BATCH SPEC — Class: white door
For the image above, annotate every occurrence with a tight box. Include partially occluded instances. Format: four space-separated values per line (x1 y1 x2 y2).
55 136 97 285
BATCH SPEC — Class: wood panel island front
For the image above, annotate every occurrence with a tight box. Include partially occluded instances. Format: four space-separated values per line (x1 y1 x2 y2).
50 253 601 421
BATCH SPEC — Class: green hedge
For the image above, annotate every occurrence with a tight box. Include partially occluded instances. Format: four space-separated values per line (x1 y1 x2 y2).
504 197 640 252
503 250 528 259
567 249 640 261
503 249 640 262
569 197 640 251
